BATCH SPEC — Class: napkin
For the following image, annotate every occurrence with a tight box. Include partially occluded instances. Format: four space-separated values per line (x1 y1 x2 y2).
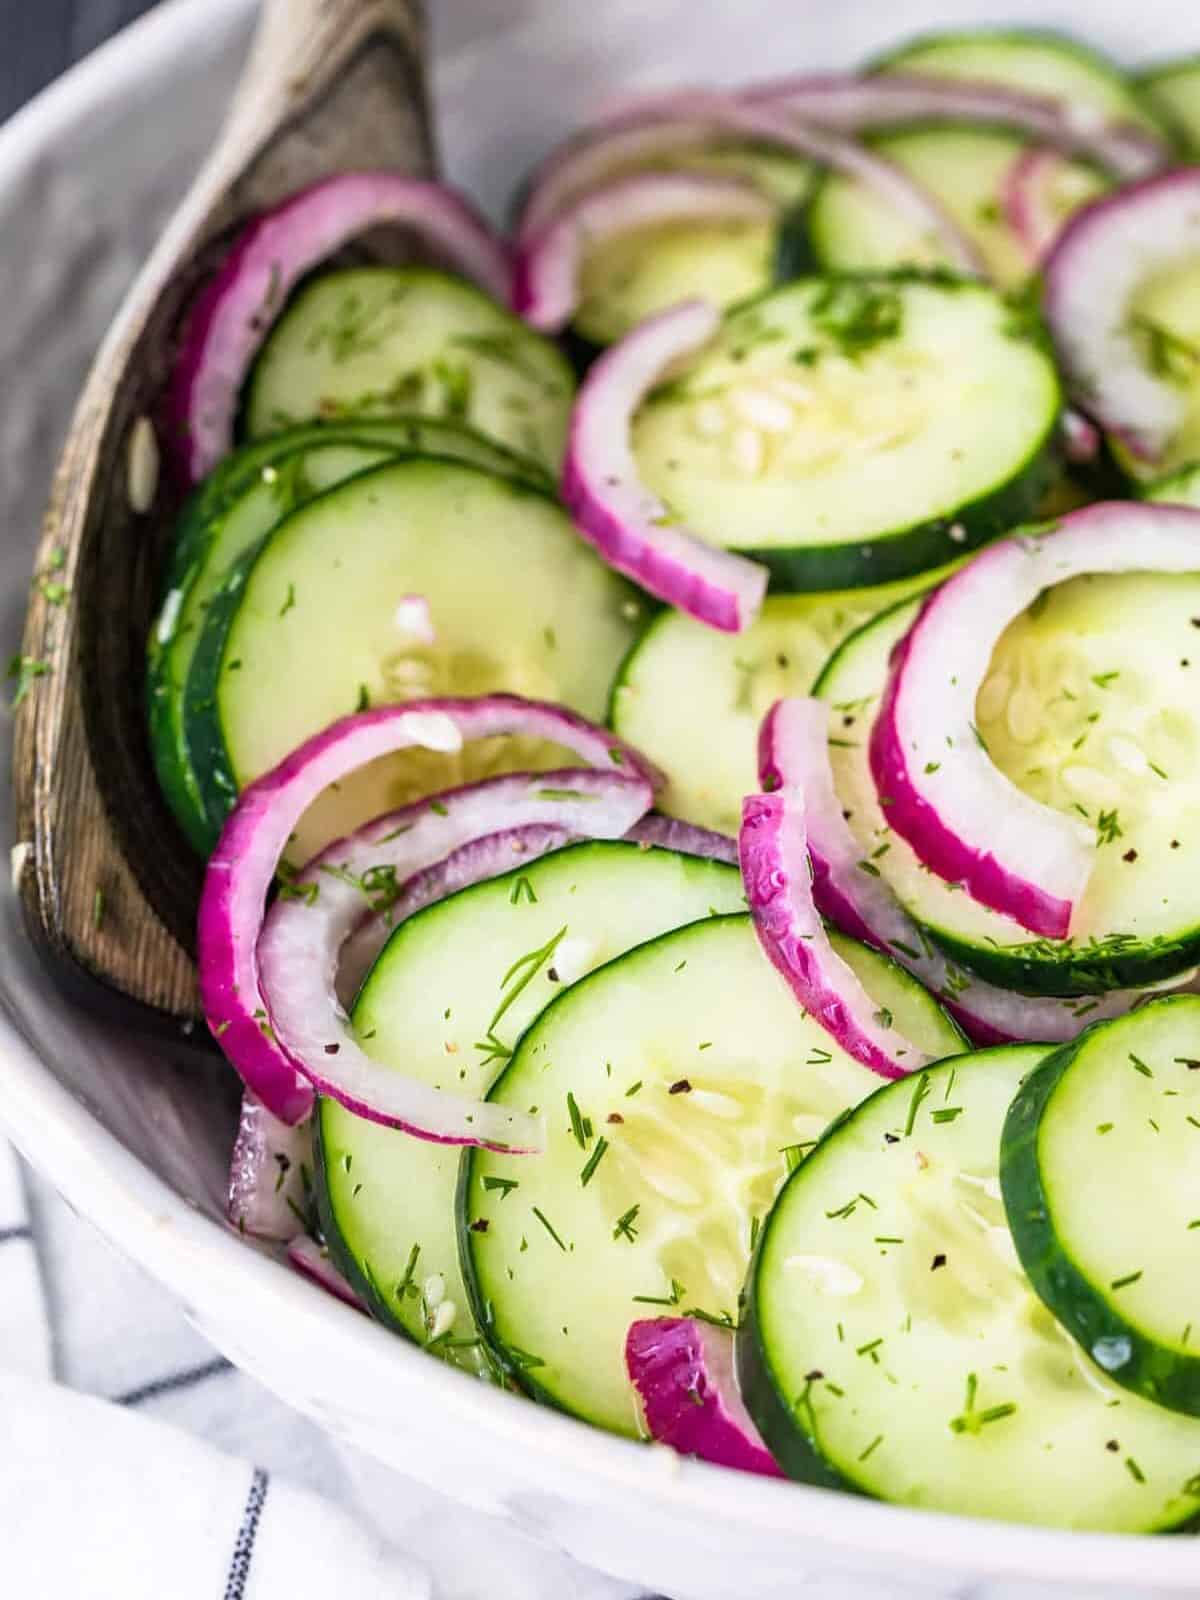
0 1142 654 1598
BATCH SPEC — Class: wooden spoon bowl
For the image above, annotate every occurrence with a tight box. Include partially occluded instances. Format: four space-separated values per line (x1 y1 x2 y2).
13 0 432 1030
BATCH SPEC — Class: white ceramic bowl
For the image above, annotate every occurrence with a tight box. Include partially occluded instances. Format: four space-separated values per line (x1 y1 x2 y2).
1 4 1197 1596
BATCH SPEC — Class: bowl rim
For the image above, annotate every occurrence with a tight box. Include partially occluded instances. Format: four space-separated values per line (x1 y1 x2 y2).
3 0 1199 1584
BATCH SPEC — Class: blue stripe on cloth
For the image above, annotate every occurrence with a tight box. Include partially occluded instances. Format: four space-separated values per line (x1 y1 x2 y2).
224 1466 270 1600
115 1356 233 1407
0 1224 33 1244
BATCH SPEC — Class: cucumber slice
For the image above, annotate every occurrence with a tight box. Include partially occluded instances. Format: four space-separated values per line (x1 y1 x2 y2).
149 419 538 853
741 1043 1200 1530
1118 255 1200 484
1002 996 1200 1417
631 275 1061 590
1139 58 1200 157
875 30 1168 137
609 568 949 835
316 840 745 1374
815 577 1200 995
463 913 964 1435
1147 461 1200 508
243 267 575 474
184 458 645 859
575 217 778 348
569 145 813 347
807 128 1108 289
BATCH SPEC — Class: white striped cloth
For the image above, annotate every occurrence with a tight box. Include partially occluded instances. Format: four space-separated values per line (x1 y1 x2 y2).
0 1139 657 1599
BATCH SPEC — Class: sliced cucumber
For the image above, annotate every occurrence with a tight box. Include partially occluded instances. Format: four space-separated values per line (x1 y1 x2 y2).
149 419 539 853
815 578 1200 995
462 913 964 1436
741 1043 1200 1530
575 218 778 348
1118 255 1200 484
1147 461 1200 508
1002 996 1200 1417
807 127 1107 288
1138 57 1200 157
529 141 813 347
184 458 646 859
316 840 745 1374
875 30 1168 137
631 275 1060 590
243 267 575 474
609 567 949 835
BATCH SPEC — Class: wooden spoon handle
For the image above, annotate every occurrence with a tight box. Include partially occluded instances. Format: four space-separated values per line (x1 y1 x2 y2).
229 0 427 131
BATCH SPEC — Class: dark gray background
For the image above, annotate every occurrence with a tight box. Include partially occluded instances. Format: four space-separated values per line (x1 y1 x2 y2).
2 0 160 122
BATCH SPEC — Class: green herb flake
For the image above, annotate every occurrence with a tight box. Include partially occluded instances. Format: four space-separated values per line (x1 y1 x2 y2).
579 1137 610 1188
1111 1270 1143 1291
531 1206 567 1252
904 1072 932 1137
482 1176 519 1199
613 1204 640 1242
1129 1053 1154 1079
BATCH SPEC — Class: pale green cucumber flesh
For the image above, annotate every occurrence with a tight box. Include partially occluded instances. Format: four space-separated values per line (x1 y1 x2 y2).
631 275 1060 590
814 575 1200 995
316 841 745 1374
1002 996 1200 1417
608 568 950 835
184 458 645 860
743 1043 1200 1530
807 127 1107 289
243 266 575 473
463 914 963 1435
875 30 1169 137
148 419 542 853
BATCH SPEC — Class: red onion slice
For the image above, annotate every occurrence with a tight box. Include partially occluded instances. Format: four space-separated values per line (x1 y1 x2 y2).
519 95 981 274
562 298 769 632
514 171 773 333
227 1093 312 1241
1060 408 1101 467
869 503 1200 940
1044 170 1200 463
287 1236 365 1312
748 73 1167 182
259 770 649 1145
626 1317 783 1478
739 791 934 1080
627 814 738 864
166 174 513 483
761 698 1158 1046
198 695 658 1142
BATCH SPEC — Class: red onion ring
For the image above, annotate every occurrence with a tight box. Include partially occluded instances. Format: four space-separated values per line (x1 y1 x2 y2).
518 94 982 274
626 814 738 863
869 503 1200 940
227 1093 312 1241
286 1236 365 1311
1044 169 1200 463
760 698 1161 1046
739 790 935 1080
336 813 738 996
166 174 513 483
747 73 1167 182
626 1317 783 1478
514 171 773 333
561 298 769 633
198 696 659 1144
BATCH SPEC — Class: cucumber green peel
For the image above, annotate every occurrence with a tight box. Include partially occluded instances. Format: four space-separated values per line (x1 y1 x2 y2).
1002 996 1200 1417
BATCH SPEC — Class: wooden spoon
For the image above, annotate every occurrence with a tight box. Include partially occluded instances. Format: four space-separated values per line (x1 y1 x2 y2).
13 0 432 1030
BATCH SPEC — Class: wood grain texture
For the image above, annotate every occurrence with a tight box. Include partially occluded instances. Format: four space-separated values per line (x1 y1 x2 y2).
13 0 434 1026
